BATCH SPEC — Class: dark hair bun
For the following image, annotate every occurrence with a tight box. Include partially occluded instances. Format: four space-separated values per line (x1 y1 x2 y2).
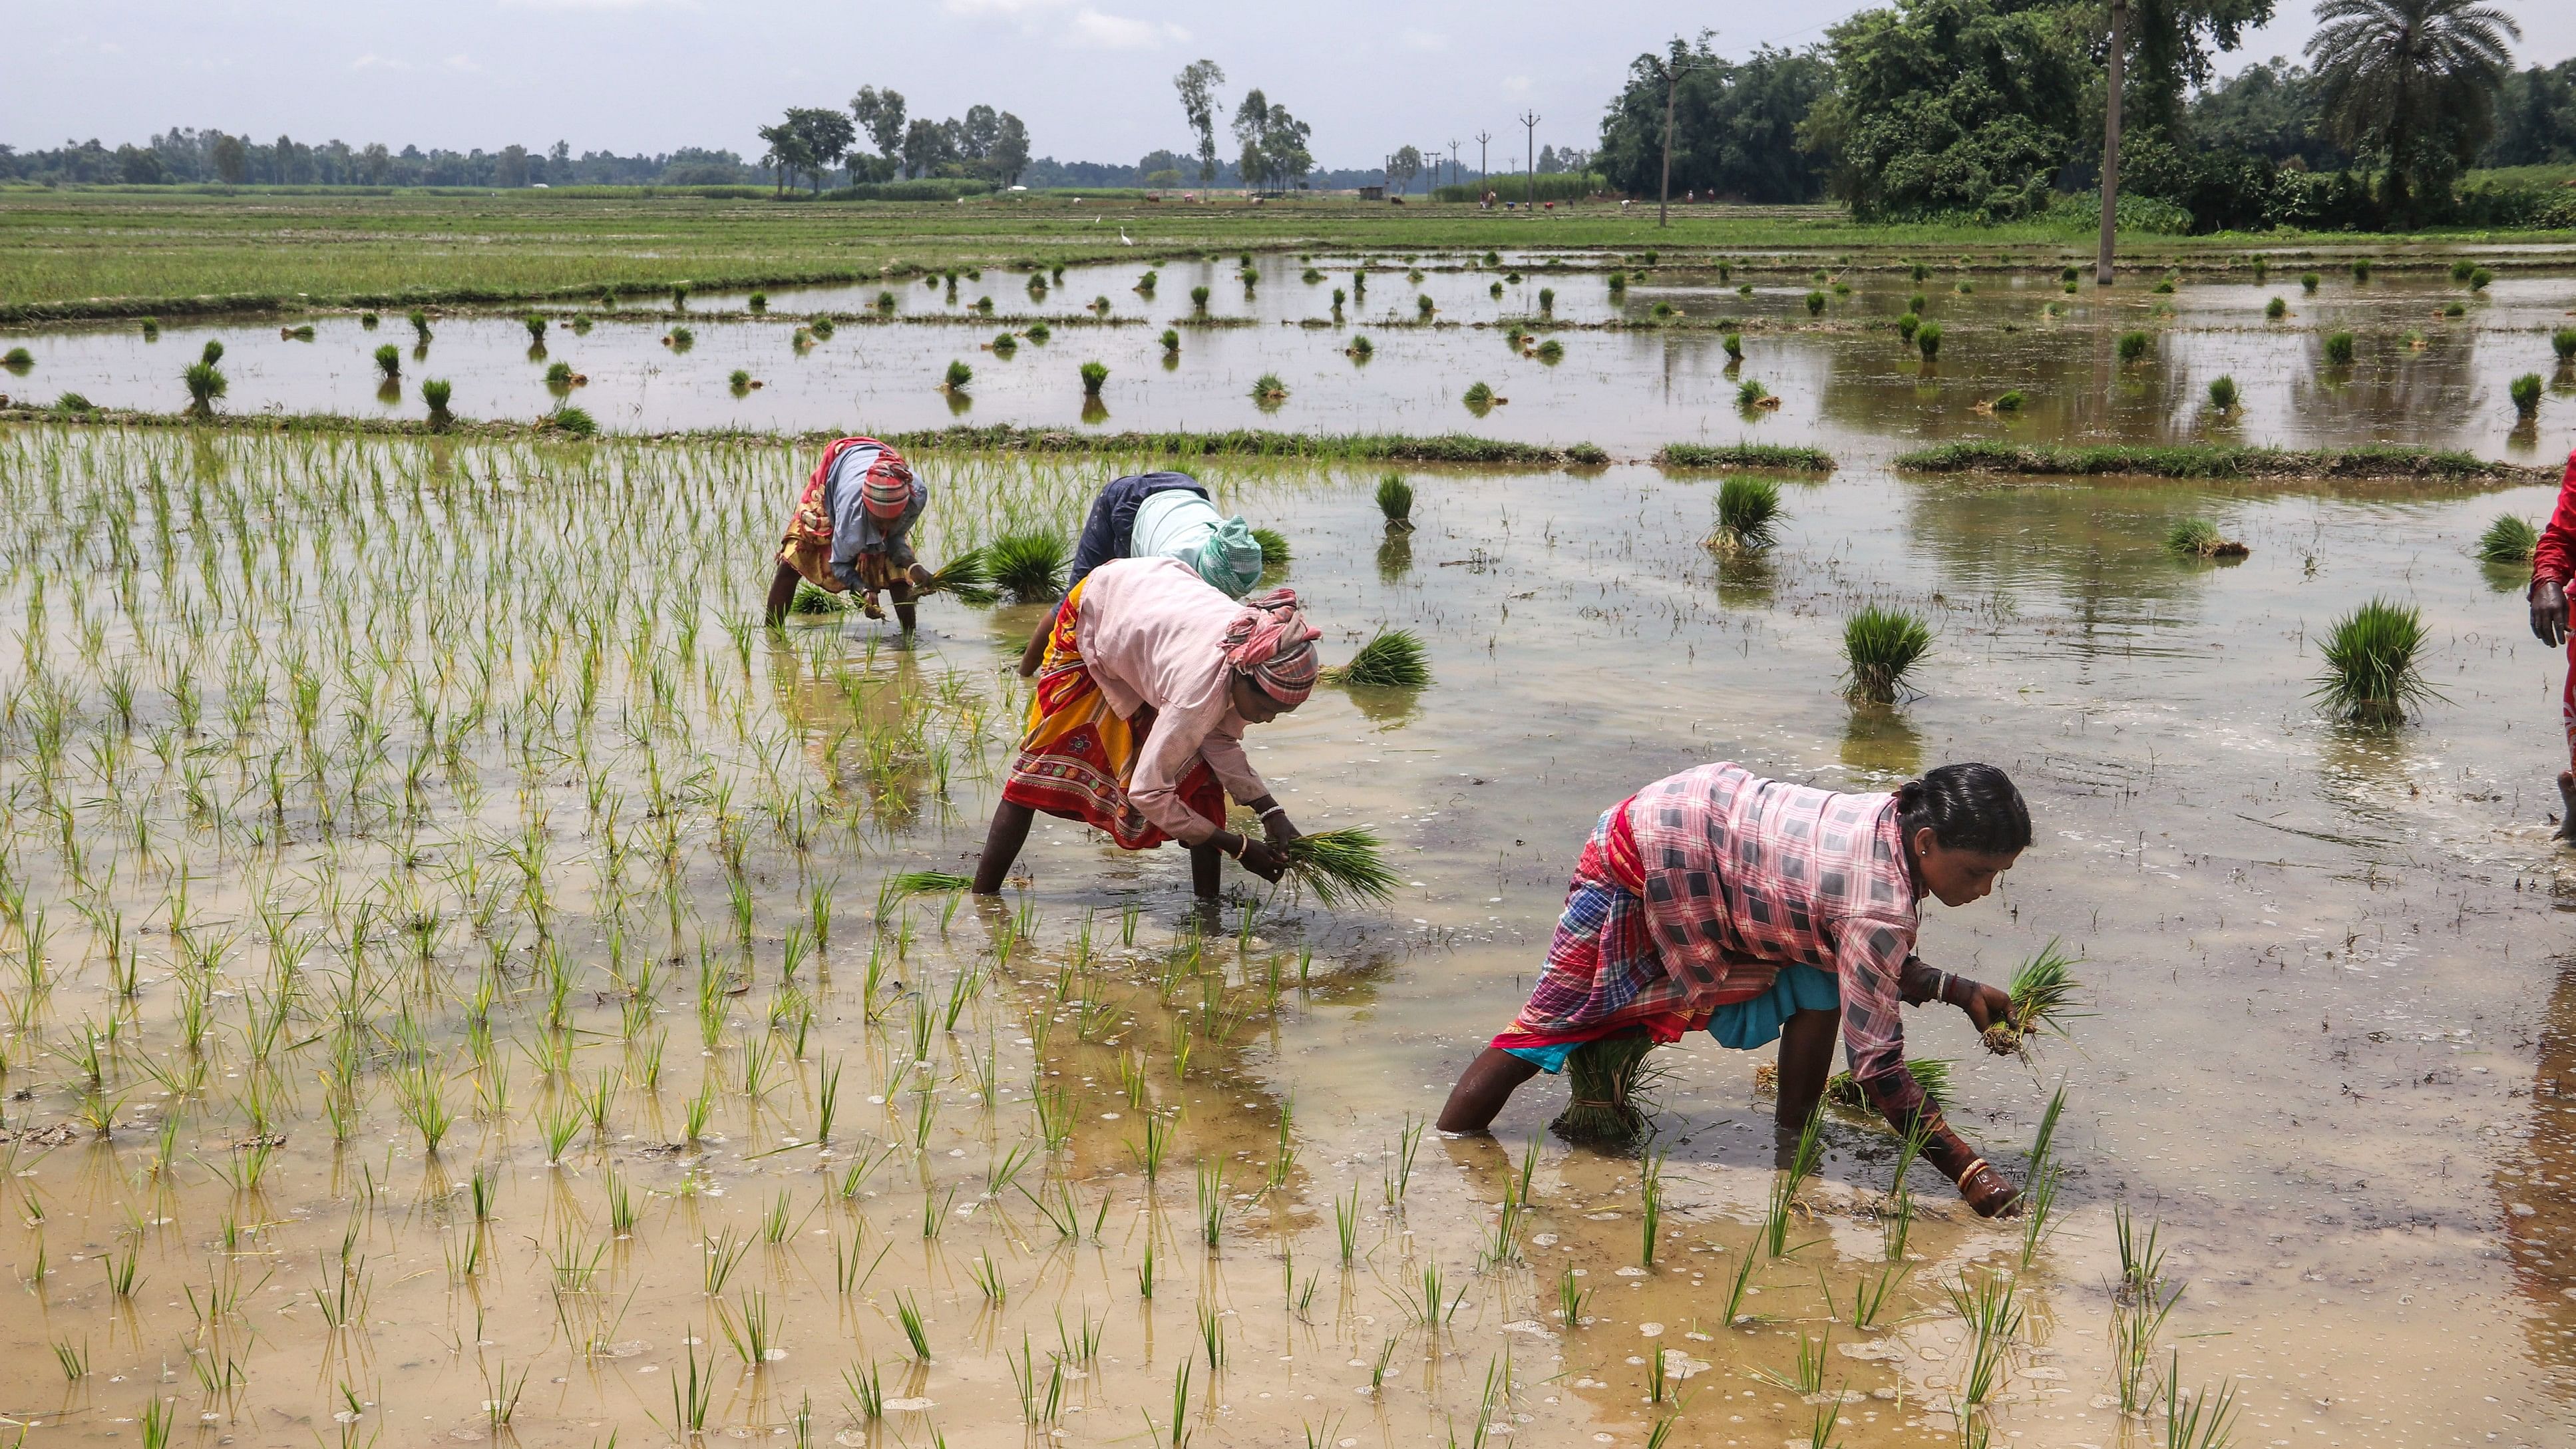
1897 763 2030 855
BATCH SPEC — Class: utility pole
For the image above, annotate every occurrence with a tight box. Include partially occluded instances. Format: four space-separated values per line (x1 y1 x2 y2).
1448 139 1461 192
1474 130 1493 196
2096 0 2129 284
1517 110 1539 210
1650 45 1720 228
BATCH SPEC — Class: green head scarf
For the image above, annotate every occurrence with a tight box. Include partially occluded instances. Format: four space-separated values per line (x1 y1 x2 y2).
1193 516 1266 597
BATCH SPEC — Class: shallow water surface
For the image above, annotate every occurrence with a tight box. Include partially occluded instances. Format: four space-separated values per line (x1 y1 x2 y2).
0 415 2570 1449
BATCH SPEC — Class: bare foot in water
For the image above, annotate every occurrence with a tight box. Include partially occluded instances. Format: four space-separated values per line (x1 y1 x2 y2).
2557 771 2576 842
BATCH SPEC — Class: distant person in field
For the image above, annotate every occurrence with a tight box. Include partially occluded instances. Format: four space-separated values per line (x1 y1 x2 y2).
1436 761 2034 1219
975 558 1314 901
1018 469 1266 676
765 436 935 630
2524 448 2576 838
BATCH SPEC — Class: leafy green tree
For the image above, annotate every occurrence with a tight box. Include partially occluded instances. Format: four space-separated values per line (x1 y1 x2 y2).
785 107 854 190
2482 60 2576 165
2187 58 2349 168
1801 0 2088 220
1176 60 1228 185
850 87 908 163
2306 0 2519 220
1597 38 1831 202
211 132 247 184
757 119 815 196
991 113 1031 185
900 117 955 179
1388 145 1423 192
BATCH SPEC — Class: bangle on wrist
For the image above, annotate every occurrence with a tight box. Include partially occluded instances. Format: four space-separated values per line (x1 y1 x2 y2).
1953 1156 1990 1189
1258 805 1288 821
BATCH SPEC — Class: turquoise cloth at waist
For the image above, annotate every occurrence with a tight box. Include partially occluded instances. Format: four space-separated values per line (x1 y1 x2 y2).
1499 965 1841 1073
1708 964 1841 1049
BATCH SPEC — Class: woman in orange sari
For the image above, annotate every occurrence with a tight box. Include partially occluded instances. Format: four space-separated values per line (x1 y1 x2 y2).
972 556 1319 900
764 436 936 630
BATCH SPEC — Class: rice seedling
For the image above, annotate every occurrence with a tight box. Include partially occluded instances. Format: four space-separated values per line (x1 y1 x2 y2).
1376 473 1415 528
943 359 972 390
1550 1034 1657 1143
1708 477 1783 556
894 1291 932 1359
1973 938 2086 1056
1896 312 1921 343
1823 1056 1951 1114
1252 373 1289 405
2512 373 2543 418
548 404 597 437
2162 1358 2240 1449
1753 1328 1832 1394
1276 828 1400 909
1326 630 1430 688
182 360 228 415
2312 596 2432 723
987 528 1066 602
2114 1279 2185 1412
2478 513 2537 565
1946 1271 2022 1404
2165 518 2247 560
1916 321 1943 359
2116 329 2151 363
1249 526 1291 571
2203 373 2239 411
1767 1104 1825 1256
1842 606 1932 704
2322 331 2355 365
1347 334 1374 360
1638 1149 1665 1265
421 377 454 426
2265 296 2288 319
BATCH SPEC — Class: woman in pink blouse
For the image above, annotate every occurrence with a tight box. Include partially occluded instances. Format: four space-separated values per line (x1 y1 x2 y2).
1437 761 2034 1217
971 557 1319 899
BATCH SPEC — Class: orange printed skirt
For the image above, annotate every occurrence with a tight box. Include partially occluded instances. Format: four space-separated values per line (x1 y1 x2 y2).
1000 581 1222 851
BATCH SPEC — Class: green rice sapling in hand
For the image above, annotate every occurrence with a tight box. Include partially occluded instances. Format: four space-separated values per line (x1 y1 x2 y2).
764 437 937 630
1437 761 2034 1217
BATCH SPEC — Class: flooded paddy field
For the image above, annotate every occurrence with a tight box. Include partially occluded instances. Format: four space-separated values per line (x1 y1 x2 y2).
0 422 2573 1448
7 253 2575 461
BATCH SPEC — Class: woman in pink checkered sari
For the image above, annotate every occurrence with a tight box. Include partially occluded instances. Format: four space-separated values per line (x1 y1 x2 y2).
1437 761 2032 1217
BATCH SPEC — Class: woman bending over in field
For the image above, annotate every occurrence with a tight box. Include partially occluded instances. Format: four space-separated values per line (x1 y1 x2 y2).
1019 469 1266 676
1437 761 2032 1217
976 556 1314 901
765 435 937 631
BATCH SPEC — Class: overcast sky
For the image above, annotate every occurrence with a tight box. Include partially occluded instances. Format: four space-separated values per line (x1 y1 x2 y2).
7 1 2568 168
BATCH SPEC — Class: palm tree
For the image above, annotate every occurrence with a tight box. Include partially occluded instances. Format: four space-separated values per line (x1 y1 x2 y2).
2305 0 2519 222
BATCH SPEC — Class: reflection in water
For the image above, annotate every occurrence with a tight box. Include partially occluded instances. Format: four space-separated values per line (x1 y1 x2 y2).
1841 702 1923 778
1376 532 1413 583
1345 682 1423 729
1714 550 1777 610
2504 957 2576 1397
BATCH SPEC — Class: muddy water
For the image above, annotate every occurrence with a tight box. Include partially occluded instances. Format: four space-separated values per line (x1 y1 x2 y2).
0 419 2573 1449
8 258 2574 461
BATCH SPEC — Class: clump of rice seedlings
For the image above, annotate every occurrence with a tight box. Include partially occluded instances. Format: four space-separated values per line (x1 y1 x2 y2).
1080 360 1109 396
2350 258 2372 282
672 284 690 308
422 379 453 427
374 343 401 379
1416 295 1435 319
140 316 160 338
1916 321 1943 359
53 391 92 413
1191 284 1211 312
1822 1056 1951 1114
2478 514 2538 564
1327 630 1431 688
1550 1034 1658 1143
1805 289 1827 315
1464 381 1495 411
2300 270 2320 292
789 582 850 616
182 360 227 417
1842 606 1932 704
2555 327 2576 363
408 308 431 340
1376 473 1415 529
545 360 574 387
1981 938 2085 1055
1990 389 2025 413
811 315 836 339
1897 313 1921 343
2322 331 2355 365
2207 375 2238 411
1347 335 1374 360
1736 377 1779 410
2265 296 2288 319
729 369 754 393
943 359 972 390
2116 330 2151 363
1537 337 1564 363
880 871 972 909
919 548 1000 604
665 325 695 349
1252 526 1290 568
991 332 1017 357
1252 373 1288 404
988 528 1067 602
2451 259 2474 282
2165 518 2247 560
2313 596 2432 723
1707 477 1783 556
2511 373 2543 419
548 405 598 437
1278 828 1401 909
520 314 547 344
